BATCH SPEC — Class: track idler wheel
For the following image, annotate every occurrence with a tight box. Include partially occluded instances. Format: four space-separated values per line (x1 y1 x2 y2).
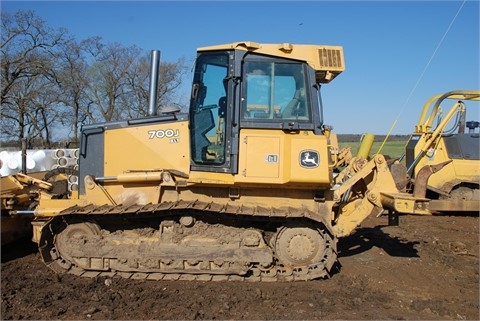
273 224 326 267
55 222 101 262
45 219 102 272
271 221 337 280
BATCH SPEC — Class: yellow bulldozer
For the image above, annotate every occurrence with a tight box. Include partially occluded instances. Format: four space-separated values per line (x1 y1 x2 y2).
399 90 480 213
1 41 478 281
1 168 73 245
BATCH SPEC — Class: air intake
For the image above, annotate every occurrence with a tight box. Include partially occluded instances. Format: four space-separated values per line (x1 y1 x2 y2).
318 48 343 69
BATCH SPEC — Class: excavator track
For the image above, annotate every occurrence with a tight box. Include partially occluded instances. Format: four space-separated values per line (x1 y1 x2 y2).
38 200 337 282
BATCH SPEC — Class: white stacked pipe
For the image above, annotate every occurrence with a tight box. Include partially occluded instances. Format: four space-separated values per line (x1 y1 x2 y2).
51 149 79 169
0 149 79 176
50 149 65 170
39 150 56 170
7 151 21 171
0 151 11 176
66 151 80 191
58 156 77 167
30 150 48 171
69 149 80 159
68 174 79 192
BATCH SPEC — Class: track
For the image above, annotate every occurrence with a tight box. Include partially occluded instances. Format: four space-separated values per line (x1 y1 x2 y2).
37 201 338 282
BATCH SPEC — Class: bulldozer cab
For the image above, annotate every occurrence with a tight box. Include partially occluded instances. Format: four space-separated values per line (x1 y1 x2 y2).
189 42 344 175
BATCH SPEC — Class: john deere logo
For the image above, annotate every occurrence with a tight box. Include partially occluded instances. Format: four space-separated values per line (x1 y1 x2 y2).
300 150 319 168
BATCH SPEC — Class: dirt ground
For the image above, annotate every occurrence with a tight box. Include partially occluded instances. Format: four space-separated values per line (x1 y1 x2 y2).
1 213 478 320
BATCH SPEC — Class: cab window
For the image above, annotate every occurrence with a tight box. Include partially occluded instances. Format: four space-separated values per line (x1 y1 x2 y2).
242 61 310 122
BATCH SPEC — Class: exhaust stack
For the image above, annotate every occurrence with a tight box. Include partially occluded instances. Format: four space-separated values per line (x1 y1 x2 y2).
148 50 161 116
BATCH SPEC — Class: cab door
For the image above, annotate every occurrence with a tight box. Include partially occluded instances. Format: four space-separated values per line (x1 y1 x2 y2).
189 51 236 174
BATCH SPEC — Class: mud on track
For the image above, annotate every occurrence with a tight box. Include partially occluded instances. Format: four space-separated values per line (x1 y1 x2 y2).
1 214 478 320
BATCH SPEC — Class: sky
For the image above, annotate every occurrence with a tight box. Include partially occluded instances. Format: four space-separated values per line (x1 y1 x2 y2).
2 0 479 135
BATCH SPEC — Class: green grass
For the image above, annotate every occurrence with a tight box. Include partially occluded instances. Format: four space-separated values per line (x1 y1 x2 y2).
339 140 407 159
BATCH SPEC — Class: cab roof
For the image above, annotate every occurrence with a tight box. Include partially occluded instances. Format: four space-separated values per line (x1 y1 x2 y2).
197 41 345 83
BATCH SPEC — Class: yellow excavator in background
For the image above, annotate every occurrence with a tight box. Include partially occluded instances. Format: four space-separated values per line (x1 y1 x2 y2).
1 41 478 281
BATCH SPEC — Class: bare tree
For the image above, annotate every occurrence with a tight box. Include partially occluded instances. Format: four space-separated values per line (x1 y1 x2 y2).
80 40 188 123
121 52 188 118
1 10 69 148
80 41 142 122
1 10 190 147
54 38 92 144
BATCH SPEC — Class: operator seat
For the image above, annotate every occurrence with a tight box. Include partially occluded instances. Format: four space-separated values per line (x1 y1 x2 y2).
283 89 304 119
192 108 215 162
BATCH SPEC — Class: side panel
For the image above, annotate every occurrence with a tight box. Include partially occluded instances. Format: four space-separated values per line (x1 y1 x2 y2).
78 127 105 194
103 121 190 176
415 137 480 192
405 135 420 172
236 129 331 187
444 134 480 160
78 116 190 201
244 136 280 178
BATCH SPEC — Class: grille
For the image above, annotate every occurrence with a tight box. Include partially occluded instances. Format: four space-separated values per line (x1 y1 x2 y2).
318 48 343 69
